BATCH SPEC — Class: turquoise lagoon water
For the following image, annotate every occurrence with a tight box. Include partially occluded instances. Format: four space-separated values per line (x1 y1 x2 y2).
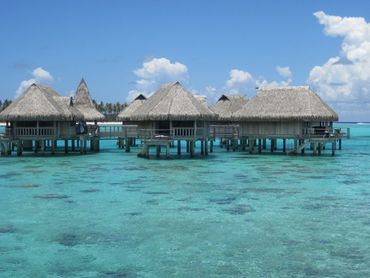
0 123 370 277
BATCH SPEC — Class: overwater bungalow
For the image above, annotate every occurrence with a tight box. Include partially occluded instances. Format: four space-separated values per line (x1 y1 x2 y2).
116 94 147 150
0 80 104 156
127 81 217 158
233 86 341 155
210 94 249 150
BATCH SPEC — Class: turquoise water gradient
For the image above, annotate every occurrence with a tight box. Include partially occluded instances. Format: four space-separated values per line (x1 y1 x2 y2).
1 123 370 277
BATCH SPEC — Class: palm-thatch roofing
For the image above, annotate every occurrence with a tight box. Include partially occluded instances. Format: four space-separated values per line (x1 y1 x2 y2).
0 84 84 121
117 94 147 121
194 95 208 107
211 94 249 121
74 79 105 121
129 82 217 121
233 86 338 121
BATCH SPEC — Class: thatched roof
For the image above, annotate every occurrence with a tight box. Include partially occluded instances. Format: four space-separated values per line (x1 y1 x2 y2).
129 82 217 121
211 94 249 121
73 79 105 121
233 86 338 121
0 84 84 121
117 94 147 121
194 95 208 107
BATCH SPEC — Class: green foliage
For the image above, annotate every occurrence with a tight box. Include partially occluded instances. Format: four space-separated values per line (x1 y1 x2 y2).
92 99 127 121
0 99 12 112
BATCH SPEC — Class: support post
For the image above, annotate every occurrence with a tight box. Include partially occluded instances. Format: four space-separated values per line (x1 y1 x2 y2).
210 140 214 153
64 140 68 154
156 145 161 158
249 138 255 154
270 139 274 153
190 141 195 158
177 140 181 155
51 139 56 155
166 143 170 158
17 140 23 156
332 141 336 156
258 139 262 153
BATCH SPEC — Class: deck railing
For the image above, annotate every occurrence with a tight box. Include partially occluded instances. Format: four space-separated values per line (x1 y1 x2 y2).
304 127 349 139
172 127 194 137
209 125 239 138
14 127 56 137
98 125 138 138
137 127 205 140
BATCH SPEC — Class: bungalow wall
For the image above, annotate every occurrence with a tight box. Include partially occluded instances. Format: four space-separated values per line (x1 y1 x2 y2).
239 121 304 138
57 121 77 138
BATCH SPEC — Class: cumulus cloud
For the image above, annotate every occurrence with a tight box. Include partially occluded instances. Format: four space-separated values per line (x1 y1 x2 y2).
16 67 54 96
223 67 293 95
127 57 188 102
276 66 292 78
256 78 292 88
191 86 219 103
226 69 253 88
308 11 370 106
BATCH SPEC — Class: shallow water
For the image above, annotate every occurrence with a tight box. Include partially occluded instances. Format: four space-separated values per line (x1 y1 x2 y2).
0 123 370 277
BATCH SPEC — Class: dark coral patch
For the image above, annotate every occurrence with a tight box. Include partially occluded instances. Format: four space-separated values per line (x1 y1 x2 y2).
34 194 69 199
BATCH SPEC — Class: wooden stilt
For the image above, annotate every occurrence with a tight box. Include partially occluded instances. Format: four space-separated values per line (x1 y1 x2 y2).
65 140 68 154
262 139 267 150
51 139 56 155
249 138 255 154
258 139 262 153
17 140 23 156
186 141 190 153
332 141 336 156
205 139 208 156
190 141 195 158
201 140 204 155
339 139 342 150
313 143 318 156
34 140 38 153
283 139 286 153
210 140 214 153
156 145 161 158
165 143 170 158
177 140 181 155
80 138 84 154
270 139 274 153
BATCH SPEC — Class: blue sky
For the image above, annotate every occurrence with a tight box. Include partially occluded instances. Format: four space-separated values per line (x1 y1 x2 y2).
1 0 370 121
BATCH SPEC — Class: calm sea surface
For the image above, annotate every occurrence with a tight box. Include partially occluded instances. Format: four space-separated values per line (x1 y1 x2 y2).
0 123 369 277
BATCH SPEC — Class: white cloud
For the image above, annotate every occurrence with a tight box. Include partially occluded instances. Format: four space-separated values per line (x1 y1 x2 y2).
223 67 293 96
127 57 188 102
32 67 54 82
226 69 253 88
308 11 370 106
192 86 219 103
276 66 292 78
256 78 292 88
134 58 187 80
16 67 54 96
